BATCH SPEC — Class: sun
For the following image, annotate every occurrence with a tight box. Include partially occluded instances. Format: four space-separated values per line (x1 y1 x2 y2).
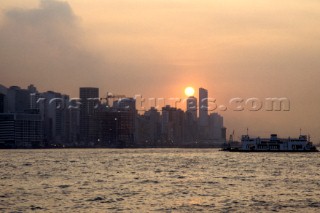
185 87 195 97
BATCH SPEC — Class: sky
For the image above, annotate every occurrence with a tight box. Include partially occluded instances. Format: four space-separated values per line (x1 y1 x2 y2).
1 0 320 141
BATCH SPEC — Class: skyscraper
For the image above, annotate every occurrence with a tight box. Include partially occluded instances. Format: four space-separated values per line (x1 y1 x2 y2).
199 87 209 126
209 113 224 140
0 94 5 113
79 87 99 145
185 96 198 143
186 96 197 121
161 105 185 145
0 85 7 113
0 112 43 148
42 91 71 145
7 86 30 113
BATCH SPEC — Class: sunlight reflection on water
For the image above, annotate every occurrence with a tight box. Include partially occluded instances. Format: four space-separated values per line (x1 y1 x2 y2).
0 149 320 212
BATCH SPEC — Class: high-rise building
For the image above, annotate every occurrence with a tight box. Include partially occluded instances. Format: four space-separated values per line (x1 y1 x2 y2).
136 107 161 146
79 87 99 145
40 91 70 145
221 127 227 141
7 86 30 113
185 96 198 143
0 85 7 113
95 108 136 147
161 105 185 145
198 88 209 140
67 107 80 146
0 94 5 113
0 114 14 148
144 107 161 145
186 96 197 121
0 111 43 148
209 113 224 140
28 84 40 110
199 88 209 126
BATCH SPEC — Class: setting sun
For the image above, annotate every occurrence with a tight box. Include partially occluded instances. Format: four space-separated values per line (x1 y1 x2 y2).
185 87 195 97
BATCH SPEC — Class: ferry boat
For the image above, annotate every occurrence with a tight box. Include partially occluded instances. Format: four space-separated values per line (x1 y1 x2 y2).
222 134 319 152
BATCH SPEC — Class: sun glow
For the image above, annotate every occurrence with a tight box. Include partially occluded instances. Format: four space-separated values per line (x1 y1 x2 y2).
185 87 195 97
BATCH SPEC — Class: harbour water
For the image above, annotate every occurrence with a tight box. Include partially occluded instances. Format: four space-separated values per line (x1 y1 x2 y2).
1 149 320 212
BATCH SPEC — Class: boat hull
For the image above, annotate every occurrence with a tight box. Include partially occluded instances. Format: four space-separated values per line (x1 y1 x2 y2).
221 148 319 152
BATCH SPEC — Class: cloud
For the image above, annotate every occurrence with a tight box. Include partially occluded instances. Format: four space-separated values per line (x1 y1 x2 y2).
0 0 108 95
0 0 180 97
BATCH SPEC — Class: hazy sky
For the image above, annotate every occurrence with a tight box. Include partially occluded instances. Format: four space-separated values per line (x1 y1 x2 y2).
1 0 320 140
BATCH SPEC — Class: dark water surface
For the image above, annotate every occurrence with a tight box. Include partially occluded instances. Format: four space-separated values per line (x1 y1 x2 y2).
0 149 320 212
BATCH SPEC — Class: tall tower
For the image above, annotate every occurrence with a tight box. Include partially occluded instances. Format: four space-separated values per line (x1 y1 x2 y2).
199 87 208 126
186 96 197 121
0 94 5 113
0 85 7 113
79 87 99 144
209 113 224 140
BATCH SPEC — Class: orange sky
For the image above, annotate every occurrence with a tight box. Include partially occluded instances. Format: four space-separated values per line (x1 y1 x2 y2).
1 0 320 141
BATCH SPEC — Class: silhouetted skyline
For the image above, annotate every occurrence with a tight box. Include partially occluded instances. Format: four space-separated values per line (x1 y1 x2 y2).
0 84 226 148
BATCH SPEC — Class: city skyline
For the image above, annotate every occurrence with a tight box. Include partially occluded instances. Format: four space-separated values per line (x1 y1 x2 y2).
0 84 226 148
1 0 320 141
0 82 310 142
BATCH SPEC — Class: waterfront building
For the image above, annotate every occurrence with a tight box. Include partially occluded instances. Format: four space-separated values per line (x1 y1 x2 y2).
0 111 43 148
79 87 99 145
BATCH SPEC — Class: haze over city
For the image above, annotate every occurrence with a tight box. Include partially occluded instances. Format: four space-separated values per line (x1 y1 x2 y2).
1 0 320 140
